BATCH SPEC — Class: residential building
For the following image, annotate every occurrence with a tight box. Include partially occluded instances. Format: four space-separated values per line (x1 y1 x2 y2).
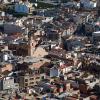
92 31 100 43
17 73 46 88
0 77 19 90
0 63 13 73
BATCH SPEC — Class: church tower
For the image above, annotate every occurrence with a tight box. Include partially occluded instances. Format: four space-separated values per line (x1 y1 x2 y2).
28 36 36 56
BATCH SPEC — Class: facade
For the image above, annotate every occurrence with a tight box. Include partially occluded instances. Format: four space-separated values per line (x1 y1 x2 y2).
0 63 13 73
18 73 46 88
2 0 15 4
0 77 19 90
80 0 90 8
3 77 16 90
8 36 37 56
97 0 100 16
0 79 3 90
50 67 60 77
0 0 100 99
32 47 48 58
92 31 100 43
3 24 22 34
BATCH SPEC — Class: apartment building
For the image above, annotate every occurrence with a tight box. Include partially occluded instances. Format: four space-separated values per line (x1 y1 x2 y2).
18 73 46 88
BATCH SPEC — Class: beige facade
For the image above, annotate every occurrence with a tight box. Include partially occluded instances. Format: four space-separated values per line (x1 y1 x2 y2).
0 64 13 73
33 47 48 58
18 73 46 88
29 59 50 70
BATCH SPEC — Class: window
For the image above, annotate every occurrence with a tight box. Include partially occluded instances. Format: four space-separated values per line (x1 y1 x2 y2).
30 82 34 84
25 83 28 86
25 79 28 82
36 77 40 79
41 76 44 80
30 78 34 80
15 85 18 87
36 81 38 84
32 43 34 46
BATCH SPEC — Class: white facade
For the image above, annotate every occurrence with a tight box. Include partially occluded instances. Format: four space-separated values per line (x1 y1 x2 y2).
62 66 73 74
3 77 18 90
42 17 53 23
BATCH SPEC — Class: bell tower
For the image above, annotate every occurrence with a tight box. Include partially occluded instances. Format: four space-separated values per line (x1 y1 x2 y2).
28 36 36 56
